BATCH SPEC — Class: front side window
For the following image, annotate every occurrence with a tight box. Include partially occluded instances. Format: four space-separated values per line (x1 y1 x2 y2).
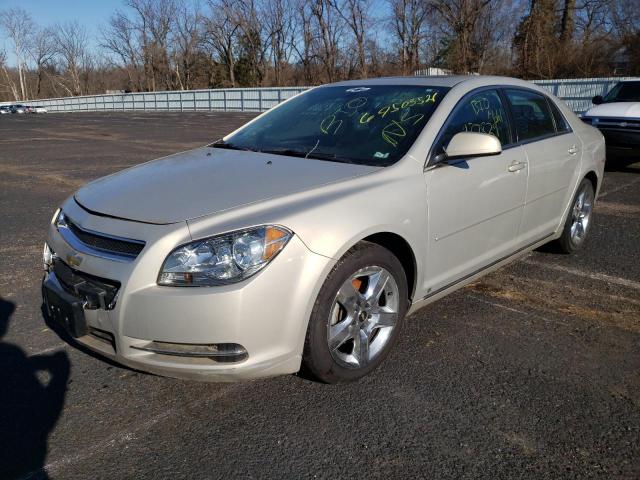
603 81 640 102
217 85 449 166
505 89 556 141
434 89 511 155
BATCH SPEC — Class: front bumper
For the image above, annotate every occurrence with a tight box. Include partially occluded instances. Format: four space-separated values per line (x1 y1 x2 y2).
44 199 335 382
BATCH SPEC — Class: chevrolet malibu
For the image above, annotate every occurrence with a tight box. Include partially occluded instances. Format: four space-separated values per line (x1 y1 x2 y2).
43 76 605 383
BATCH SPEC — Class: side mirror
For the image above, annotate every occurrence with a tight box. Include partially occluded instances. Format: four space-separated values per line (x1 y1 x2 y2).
442 132 502 161
592 95 604 105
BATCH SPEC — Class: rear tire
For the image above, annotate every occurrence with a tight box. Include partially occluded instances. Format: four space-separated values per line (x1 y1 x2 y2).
554 178 595 254
301 241 408 384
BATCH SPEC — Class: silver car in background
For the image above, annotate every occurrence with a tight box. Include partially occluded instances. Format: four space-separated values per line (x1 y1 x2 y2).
43 76 605 383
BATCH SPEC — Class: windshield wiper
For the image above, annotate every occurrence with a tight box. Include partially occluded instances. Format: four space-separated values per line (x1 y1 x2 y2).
210 141 254 151
259 148 308 158
306 152 361 164
259 148 360 164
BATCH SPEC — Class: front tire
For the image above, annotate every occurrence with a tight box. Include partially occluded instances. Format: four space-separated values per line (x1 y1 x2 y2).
301 242 409 383
554 178 595 253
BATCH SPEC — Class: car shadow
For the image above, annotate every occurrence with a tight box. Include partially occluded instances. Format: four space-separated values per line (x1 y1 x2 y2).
604 153 640 173
0 297 70 480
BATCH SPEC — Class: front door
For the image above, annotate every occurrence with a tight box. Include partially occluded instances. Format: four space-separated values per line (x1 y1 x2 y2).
423 89 528 294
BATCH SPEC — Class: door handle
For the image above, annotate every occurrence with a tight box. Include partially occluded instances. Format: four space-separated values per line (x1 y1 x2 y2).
568 145 579 155
508 161 527 172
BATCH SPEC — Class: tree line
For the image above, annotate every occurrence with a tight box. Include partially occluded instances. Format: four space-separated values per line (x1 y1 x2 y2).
1 0 638 102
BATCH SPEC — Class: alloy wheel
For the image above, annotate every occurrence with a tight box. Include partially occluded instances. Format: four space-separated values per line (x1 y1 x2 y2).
570 184 594 245
327 266 399 368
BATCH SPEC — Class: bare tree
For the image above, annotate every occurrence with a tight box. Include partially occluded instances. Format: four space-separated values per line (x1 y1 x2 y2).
203 0 241 86
0 48 20 100
123 0 177 91
1 0 638 101
101 10 145 91
514 0 560 78
263 0 297 85
428 0 495 74
235 0 268 86
172 0 202 89
0 7 35 100
54 21 91 95
560 0 576 45
30 27 56 96
331 0 373 78
310 0 343 82
389 0 428 75
291 0 317 85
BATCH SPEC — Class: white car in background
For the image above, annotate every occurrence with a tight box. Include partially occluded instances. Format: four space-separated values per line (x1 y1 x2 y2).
43 76 605 383
582 80 640 159
0 105 10 114
31 106 48 114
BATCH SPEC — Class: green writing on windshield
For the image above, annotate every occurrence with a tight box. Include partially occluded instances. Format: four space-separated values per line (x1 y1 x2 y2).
320 90 437 147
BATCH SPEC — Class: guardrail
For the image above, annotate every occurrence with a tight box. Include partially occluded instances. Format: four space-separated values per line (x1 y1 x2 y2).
1 77 638 115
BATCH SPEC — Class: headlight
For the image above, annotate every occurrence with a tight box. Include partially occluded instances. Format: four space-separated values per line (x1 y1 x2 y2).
158 225 292 286
55 210 68 229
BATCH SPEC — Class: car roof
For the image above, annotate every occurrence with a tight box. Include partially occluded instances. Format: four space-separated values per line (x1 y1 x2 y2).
322 75 549 92
327 75 470 88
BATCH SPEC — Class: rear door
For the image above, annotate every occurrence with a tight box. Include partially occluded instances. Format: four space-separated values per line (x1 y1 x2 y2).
423 88 528 293
504 89 581 243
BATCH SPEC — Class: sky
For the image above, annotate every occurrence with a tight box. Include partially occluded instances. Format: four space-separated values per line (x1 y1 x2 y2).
1 0 123 64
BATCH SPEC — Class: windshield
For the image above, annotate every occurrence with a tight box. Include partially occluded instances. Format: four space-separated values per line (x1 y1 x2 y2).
215 85 449 166
603 82 640 103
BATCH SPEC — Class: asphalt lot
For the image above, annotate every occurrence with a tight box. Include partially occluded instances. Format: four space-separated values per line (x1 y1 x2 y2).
1 112 639 479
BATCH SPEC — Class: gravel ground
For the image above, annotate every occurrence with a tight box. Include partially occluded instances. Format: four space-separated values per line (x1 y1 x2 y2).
1 112 639 480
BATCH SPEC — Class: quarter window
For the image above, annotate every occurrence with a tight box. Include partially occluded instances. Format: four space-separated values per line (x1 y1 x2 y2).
435 89 511 155
505 89 556 141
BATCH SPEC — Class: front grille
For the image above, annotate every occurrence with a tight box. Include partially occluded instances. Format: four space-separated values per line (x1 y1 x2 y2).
65 218 145 258
53 257 120 310
582 116 640 132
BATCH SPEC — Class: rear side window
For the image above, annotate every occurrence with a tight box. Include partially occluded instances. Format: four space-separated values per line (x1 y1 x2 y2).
505 89 556 141
548 99 571 133
435 89 511 154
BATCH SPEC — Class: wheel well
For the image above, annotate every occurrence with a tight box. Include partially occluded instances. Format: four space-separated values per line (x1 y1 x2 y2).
362 232 417 301
585 171 598 193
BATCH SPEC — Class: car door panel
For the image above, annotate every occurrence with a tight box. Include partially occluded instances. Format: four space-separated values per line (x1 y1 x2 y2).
519 134 580 241
422 88 527 294
424 146 528 292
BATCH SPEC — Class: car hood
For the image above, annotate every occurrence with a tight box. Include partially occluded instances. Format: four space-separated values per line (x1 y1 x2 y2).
585 102 640 118
74 147 380 224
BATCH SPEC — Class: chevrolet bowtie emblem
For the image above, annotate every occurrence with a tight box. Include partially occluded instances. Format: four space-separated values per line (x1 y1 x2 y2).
66 252 83 267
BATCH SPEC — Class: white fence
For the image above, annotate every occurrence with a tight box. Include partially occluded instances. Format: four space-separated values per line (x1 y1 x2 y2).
0 87 308 113
1 77 638 115
532 77 639 114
